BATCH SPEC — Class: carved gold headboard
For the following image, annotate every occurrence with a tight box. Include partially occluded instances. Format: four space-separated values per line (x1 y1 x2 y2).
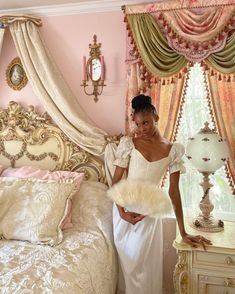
0 101 105 182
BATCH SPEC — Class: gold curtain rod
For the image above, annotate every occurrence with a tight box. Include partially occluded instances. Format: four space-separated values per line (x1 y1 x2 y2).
0 15 42 27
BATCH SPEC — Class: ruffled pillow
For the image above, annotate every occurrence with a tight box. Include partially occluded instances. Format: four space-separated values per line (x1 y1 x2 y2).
107 179 173 218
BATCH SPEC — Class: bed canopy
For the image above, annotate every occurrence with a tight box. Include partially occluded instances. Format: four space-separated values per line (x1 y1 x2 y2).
0 14 120 184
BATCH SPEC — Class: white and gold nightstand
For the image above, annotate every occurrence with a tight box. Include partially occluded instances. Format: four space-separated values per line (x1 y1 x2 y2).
173 220 235 294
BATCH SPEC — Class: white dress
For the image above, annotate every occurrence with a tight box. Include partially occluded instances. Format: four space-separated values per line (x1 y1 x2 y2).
113 136 185 294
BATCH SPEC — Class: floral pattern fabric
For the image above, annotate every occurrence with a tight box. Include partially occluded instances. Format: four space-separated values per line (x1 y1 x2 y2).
0 181 117 294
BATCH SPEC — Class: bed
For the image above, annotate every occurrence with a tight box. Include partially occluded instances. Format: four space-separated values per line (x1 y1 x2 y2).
0 101 117 294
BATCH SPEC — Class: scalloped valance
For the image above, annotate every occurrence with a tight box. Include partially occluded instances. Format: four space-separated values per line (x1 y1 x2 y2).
125 4 235 67
124 0 235 14
125 5 235 85
153 6 235 62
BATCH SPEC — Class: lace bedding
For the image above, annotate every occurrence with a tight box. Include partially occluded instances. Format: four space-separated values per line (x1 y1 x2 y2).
0 180 117 294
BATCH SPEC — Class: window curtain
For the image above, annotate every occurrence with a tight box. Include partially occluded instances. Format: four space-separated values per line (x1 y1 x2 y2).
124 3 235 292
205 32 235 194
124 1 235 191
7 17 108 157
206 74 235 194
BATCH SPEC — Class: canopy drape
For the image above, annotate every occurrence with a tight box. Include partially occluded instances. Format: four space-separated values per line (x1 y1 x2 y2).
9 19 108 156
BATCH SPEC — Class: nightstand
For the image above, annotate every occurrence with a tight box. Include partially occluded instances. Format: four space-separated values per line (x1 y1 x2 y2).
173 220 235 294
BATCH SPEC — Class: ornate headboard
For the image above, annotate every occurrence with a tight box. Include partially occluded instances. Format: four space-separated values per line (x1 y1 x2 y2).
0 101 105 182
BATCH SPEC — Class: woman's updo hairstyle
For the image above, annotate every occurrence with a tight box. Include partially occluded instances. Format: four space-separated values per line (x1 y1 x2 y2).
131 94 157 118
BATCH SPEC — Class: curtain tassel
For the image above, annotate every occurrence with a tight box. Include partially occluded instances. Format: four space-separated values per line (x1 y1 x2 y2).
178 72 182 79
211 69 214 76
218 74 222 81
227 75 231 82
162 79 166 85
158 13 163 20
171 77 174 84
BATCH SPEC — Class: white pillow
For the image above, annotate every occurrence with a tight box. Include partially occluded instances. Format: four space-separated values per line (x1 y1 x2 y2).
0 177 77 246
107 179 173 218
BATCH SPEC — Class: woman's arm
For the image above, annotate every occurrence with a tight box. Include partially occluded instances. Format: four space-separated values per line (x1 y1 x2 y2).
112 166 144 225
169 171 212 249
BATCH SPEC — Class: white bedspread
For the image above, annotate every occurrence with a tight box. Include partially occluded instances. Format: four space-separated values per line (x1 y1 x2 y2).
0 181 117 294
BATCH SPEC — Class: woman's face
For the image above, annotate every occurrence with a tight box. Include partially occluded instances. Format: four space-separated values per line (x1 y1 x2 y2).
134 111 157 138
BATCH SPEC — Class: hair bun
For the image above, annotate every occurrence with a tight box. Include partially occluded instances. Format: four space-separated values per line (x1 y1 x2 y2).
132 95 152 110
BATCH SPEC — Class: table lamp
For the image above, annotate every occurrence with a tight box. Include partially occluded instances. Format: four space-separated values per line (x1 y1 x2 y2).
186 122 229 232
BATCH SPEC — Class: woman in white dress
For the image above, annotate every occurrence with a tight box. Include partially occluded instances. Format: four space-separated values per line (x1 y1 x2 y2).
112 95 211 294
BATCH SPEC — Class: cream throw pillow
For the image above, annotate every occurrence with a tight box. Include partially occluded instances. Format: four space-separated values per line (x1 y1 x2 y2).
0 177 77 246
107 179 173 218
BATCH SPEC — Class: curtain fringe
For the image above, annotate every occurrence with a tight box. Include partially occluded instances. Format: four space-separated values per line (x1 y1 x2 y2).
171 72 189 143
157 11 235 57
225 165 235 196
201 60 234 82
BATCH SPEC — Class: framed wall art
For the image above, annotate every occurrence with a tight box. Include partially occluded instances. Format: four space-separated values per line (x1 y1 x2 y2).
6 57 28 91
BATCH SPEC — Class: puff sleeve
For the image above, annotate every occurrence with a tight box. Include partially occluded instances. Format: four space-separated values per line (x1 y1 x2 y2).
168 143 186 174
113 136 134 168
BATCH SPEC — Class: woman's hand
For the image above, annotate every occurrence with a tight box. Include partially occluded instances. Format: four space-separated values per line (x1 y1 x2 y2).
182 233 212 250
120 210 145 225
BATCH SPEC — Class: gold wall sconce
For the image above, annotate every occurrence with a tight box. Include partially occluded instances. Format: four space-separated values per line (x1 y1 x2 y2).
81 35 106 102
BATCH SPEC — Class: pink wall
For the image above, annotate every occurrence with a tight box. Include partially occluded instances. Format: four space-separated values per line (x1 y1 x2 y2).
0 11 127 135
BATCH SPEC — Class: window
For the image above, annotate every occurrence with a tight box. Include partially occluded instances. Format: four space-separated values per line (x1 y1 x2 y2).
171 63 235 220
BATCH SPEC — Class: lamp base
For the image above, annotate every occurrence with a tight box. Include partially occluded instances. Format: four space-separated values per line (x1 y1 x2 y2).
191 214 224 232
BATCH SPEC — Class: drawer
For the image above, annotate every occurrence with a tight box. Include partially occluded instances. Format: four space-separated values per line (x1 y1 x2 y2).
194 251 235 269
206 285 235 294
193 272 235 294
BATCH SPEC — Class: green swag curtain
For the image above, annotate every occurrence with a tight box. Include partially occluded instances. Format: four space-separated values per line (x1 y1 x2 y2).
126 14 188 78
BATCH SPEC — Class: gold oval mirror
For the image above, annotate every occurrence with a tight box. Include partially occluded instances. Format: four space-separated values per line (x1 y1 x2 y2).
90 58 101 81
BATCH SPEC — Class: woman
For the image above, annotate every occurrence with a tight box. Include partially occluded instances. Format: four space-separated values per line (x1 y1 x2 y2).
112 95 211 294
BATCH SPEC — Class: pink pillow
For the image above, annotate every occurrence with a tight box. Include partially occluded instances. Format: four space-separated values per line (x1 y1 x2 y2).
1 166 84 229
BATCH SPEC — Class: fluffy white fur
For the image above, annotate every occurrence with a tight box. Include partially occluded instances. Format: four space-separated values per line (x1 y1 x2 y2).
107 179 173 218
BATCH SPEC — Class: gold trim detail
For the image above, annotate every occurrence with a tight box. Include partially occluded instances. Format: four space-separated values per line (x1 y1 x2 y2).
0 101 105 182
6 57 28 91
0 15 42 27
173 251 189 294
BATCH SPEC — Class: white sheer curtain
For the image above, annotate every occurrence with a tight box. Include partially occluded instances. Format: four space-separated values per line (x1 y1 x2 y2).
9 20 108 156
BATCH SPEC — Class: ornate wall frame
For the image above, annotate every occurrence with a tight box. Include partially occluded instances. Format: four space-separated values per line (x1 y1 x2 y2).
6 57 28 90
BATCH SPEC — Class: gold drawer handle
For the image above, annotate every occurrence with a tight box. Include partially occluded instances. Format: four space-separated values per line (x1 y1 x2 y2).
225 256 233 265
224 278 232 287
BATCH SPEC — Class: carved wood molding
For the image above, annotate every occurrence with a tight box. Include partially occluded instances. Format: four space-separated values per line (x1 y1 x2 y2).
173 250 189 294
0 101 105 182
